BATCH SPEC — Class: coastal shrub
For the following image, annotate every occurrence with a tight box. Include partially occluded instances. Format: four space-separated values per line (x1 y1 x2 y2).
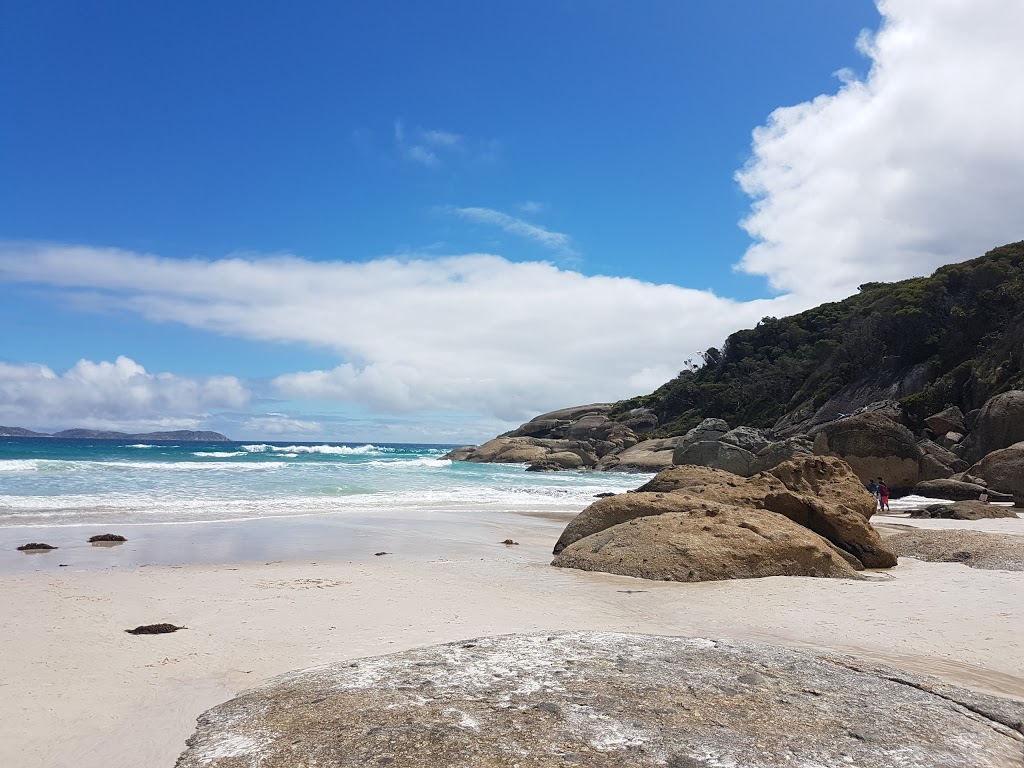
611 242 1024 435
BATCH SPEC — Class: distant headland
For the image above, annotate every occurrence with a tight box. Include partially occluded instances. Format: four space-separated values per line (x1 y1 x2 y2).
0 426 230 441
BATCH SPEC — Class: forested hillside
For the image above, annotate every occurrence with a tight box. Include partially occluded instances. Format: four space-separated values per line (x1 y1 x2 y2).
612 242 1024 435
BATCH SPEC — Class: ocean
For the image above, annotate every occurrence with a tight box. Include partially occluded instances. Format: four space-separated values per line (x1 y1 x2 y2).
0 438 649 528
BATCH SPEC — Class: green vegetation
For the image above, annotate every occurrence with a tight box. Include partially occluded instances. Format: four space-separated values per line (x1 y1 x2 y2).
612 242 1024 436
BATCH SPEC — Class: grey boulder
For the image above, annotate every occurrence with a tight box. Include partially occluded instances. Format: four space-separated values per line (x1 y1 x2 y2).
174 632 1024 768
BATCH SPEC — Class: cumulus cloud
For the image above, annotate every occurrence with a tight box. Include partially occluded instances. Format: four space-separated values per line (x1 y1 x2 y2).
737 0 1024 299
0 243 798 422
0 355 249 431
452 207 576 256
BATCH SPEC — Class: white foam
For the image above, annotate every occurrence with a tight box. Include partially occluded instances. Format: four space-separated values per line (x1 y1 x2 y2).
192 451 247 458
127 444 156 449
241 443 390 455
0 460 42 472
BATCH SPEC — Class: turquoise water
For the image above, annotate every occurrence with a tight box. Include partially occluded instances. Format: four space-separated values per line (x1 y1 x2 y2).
0 438 648 527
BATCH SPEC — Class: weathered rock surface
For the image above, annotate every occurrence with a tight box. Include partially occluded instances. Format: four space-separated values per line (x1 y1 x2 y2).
555 457 894 570
772 361 928 436
811 412 924 489
594 437 681 472
887 529 1024 571
925 405 967 436
960 389 1024 463
750 436 814 473
444 403 666 471
911 478 1014 502
174 632 1024 768
909 501 1021 520
552 503 862 581
969 443 1024 496
672 439 757 476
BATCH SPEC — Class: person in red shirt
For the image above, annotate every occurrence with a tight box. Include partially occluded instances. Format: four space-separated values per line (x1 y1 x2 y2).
878 480 890 512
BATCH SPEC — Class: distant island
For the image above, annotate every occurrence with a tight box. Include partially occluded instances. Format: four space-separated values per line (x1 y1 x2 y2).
0 427 230 441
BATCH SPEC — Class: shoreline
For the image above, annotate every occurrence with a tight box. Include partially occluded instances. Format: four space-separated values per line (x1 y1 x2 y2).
1 509 1022 768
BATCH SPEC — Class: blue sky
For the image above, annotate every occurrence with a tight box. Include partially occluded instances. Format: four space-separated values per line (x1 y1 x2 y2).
2 1 1022 442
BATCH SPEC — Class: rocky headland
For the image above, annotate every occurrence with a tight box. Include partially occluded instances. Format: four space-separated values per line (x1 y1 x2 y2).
0 426 230 441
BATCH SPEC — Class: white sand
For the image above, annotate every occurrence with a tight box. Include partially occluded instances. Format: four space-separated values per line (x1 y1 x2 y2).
2 511 1023 768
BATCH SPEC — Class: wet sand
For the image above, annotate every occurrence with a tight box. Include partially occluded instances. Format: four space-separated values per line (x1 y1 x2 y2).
1 508 1022 768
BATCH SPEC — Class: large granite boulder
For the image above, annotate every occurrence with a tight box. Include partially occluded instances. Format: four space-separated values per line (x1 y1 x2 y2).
175 632 1024 768
811 412 923 489
594 437 681 472
719 426 773 453
750 436 814 474
555 457 894 570
911 478 1013 502
916 438 969 477
925 405 967 436
552 502 863 581
960 390 1024 463
968 443 1024 495
672 439 757 476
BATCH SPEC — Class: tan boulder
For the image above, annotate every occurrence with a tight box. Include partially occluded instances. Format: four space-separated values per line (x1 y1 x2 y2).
554 456 895 570
968 443 1024 495
552 502 862 582
811 412 923 489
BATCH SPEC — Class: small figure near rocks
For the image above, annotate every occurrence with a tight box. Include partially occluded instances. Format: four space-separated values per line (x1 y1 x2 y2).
979 491 989 503
878 480 890 512
501 539 520 546
125 623 185 635
88 533 127 543
17 543 56 551
374 551 390 557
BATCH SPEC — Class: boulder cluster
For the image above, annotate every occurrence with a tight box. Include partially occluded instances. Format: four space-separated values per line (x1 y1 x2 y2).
445 389 1024 500
551 456 896 582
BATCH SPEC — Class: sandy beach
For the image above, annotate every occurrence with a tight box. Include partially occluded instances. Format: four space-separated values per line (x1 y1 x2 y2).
2 508 1023 768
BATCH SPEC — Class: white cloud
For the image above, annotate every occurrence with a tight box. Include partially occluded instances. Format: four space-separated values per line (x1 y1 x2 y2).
452 207 576 256
0 355 249 431
394 122 496 168
0 243 799 423
736 0 1024 299
242 414 323 436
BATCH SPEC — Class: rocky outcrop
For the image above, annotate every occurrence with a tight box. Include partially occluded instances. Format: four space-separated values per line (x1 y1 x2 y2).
447 436 598 468
593 437 680 472
959 389 1024 463
810 412 924 489
772 362 929 437
968 443 1024 495
555 457 894 571
911 478 1013 502
175 632 1024 768
909 501 1020 520
445 403 661 471
552 502 862 581
672 439 757 476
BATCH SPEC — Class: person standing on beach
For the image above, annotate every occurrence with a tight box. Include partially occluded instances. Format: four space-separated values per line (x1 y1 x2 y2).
878 480 890 512
866 479 879 509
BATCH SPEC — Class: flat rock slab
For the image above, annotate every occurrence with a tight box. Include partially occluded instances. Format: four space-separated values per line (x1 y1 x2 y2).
175 632 1024 768
888 529 1024 571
